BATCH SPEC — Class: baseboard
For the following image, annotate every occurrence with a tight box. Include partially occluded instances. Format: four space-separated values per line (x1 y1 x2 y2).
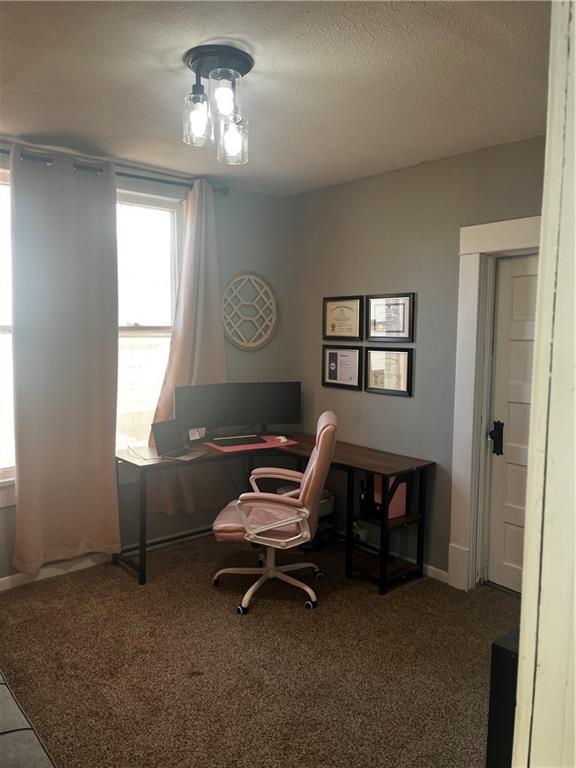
423 563 449 584
120 526 212 553
0 552 111 592
387 549 448 584
448 542 472 590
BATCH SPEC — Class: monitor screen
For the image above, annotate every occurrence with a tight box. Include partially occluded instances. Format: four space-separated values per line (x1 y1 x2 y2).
174 382 301 431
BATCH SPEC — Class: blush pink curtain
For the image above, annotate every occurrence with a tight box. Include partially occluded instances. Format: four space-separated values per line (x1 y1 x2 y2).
147 179 227 515
10 145 120 573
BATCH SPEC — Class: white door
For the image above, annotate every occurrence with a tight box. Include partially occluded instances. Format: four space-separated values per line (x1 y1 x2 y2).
487 254 538 592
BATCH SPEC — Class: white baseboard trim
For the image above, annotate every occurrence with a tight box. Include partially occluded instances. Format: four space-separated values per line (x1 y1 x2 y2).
387 549 449 584
448 542 472 591
0 552 111 592
121 526 212 553
424 563 449 583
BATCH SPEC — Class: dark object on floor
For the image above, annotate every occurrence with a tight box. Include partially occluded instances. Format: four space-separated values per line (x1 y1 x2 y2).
0 671 57 767
485 628 520 768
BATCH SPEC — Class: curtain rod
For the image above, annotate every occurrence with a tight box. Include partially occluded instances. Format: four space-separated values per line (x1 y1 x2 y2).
0 142 195 188
0 147 233 193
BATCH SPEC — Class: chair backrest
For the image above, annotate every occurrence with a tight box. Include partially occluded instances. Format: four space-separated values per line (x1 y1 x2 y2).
299 411 338 537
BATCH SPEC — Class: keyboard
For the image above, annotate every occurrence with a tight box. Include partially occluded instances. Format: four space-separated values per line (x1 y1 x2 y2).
211 435 266 447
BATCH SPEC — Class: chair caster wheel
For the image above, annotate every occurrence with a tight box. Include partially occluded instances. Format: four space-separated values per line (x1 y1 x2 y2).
314 571 324 581
212 577 220 587
236 605 249 615
305 600 317 610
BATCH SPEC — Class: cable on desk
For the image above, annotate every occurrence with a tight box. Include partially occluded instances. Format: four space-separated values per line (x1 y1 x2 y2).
126 445 158 462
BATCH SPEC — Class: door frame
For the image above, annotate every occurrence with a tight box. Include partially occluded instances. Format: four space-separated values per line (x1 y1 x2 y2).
448 216 540 591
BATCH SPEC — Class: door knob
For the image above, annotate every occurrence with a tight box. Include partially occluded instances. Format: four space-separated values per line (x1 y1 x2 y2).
489 421 504 455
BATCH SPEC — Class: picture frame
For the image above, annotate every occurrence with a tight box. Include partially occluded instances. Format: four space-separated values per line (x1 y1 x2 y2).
322 345 363 390
322 295 363 341
365 347 413 397
366 293 414 342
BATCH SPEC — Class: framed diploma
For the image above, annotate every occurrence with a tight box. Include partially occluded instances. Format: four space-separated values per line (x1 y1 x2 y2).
365 348 413 396
366 293 414 342
322 345 362 390
323 296 363 341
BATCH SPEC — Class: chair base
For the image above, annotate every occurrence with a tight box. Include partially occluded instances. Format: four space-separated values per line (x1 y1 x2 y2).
213 548 321 611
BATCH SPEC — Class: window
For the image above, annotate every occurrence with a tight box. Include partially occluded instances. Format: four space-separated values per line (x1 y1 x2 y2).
116 191 182 448
0 174 14 474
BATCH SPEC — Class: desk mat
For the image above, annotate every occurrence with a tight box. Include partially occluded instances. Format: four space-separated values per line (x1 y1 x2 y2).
205 435 298 453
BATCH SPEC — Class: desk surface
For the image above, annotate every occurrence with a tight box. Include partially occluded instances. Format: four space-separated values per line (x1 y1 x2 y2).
286 434 434 476
116 434 434 476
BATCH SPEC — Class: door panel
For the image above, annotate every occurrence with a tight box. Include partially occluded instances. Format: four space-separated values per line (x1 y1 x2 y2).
487 255 538 592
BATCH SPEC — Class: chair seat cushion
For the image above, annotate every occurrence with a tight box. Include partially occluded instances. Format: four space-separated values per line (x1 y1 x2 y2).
213 501 300 542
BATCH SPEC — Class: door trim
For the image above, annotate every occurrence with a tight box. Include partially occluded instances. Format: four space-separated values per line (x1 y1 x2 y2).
449 216 540 591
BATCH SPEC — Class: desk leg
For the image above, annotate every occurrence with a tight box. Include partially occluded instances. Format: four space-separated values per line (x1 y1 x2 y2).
345 469 354 579
379 477 390 595
416 468 426 578
112 458 121 566
138 468 148 585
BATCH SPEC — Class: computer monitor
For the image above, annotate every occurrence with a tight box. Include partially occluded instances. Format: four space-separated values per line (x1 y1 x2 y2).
174 381 301 432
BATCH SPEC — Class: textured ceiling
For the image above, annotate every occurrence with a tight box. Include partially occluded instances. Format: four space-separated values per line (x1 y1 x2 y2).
0 1 550 196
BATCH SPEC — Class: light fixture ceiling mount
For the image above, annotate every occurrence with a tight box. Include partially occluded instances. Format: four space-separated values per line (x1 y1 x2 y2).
182 44 253 165
183 44 254 79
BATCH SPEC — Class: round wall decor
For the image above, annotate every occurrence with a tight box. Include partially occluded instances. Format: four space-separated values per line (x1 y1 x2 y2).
222 272 278 350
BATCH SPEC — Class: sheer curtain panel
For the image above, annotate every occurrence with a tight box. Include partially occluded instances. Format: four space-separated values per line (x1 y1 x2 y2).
10 146 120 573
148 178 228 516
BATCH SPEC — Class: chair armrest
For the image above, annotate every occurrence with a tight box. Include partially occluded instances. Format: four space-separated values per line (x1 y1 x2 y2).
249 467 304 492
251 467 304 480
238 492 303 508
236 498 310 537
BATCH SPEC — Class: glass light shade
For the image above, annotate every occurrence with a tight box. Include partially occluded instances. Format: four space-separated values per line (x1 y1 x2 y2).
182 91 213 147
209 68 241 119
217 117 248 165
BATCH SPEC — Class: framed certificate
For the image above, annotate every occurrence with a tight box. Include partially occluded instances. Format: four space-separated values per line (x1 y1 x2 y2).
365 348 413 396
322 345 362 390
323 296 363 341
366 293 414 342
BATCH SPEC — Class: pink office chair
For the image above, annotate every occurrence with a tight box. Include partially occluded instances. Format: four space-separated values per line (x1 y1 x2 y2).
212 411 338 614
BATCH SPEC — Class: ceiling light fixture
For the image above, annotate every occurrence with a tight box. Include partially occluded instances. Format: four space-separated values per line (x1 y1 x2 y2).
182 44 254 165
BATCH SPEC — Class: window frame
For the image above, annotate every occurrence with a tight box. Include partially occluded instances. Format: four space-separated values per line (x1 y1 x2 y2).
0 160 15 491
115 183 186 449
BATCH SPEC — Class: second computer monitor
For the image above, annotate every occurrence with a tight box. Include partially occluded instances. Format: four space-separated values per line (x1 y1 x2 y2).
174 381 301 431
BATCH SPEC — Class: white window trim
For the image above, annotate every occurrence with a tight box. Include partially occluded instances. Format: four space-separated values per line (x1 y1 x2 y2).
0 162 14 497
115 186 185 456
448 216 541 591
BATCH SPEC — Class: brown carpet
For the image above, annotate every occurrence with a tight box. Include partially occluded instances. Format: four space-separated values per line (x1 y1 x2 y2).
0 538 519 768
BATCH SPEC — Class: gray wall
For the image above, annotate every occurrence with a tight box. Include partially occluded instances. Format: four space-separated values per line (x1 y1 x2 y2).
291 136 545 571
215 187 300 383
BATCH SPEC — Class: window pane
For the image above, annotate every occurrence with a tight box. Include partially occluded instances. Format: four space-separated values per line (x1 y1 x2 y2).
0 183 11 326
117 334 170 448
117 203 173 327
0 333 15 470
